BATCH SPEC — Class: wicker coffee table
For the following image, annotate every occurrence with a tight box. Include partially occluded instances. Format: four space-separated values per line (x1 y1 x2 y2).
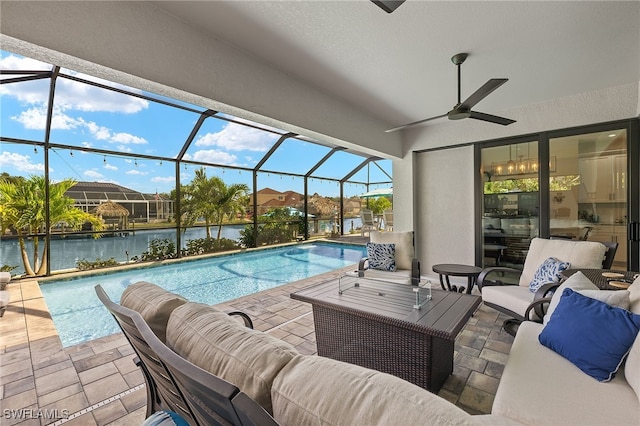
290 275 481 392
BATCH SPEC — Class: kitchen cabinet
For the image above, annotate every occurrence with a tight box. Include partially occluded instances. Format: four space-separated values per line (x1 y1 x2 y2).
590 224 627 267
578 154 626 202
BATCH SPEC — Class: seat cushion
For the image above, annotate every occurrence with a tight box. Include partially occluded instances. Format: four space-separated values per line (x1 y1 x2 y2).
271 355 480 426
370 231 414 270
166 302 298 414
518 238 606 287
625 276 640 403
493 321 640 425
481 285 535 318
120 281 187 342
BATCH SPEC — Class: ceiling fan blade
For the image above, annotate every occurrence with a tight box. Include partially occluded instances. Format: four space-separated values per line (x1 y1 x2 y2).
468 110 516 126
459 78 508 110
385 113 448 133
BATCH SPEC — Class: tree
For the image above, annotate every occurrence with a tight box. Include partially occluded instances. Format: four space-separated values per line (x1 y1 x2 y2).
367 196 392 214
181 168 249 239
0 176 104 276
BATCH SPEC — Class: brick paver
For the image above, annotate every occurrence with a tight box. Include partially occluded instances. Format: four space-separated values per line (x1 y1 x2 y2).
0 241 514 424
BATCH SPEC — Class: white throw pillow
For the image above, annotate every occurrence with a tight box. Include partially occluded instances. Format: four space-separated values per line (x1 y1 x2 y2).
544 271 597 324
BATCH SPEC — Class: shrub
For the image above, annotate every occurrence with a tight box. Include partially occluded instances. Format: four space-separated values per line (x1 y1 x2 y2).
183 237 239 256
76 257 119 271
138 238 177 261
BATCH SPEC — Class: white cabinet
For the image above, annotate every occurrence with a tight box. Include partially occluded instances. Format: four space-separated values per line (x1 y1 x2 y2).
578 155 626 202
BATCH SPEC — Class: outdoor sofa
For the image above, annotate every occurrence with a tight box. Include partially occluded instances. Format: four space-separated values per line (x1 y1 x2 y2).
100 275 640 425
101 282 516 425
492 271 640 425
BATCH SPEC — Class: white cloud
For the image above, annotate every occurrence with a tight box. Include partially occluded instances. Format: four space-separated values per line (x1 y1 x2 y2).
84 169 105 179
0 151 45 173
126 169 148 175
111 132 147 144
0 54 148 114
194 121 277 152
104 164 118 171
117 145 134 153
151 176 175 184
10 107 148 146
189 149 239 165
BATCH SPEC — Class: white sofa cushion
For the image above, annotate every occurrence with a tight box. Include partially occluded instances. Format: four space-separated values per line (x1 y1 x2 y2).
166 302 298 414
120 281 187 342
625 276 640 403
518 238 606 287
493 321 639 425
481 285 536 318
271 355 518 425
370 231 414 270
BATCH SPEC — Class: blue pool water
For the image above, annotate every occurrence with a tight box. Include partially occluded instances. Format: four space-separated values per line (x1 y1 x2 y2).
41 242 366 347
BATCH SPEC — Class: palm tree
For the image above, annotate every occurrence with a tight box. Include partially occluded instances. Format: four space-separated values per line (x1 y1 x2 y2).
211 179 249 239
0 176 104 276
182 168 249 239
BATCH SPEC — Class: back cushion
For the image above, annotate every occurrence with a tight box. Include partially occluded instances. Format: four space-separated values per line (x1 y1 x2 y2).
519 238 606 287
166 302 298 414
370 231 414 270
120 281 187 342
271 355 473 426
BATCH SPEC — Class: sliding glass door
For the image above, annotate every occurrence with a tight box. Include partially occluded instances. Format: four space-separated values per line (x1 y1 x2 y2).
549 129 627 268
477 119 639 272
480 140 539 269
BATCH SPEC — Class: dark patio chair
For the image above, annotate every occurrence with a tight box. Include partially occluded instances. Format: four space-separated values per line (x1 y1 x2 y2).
133 305 278 426
95 285 275 425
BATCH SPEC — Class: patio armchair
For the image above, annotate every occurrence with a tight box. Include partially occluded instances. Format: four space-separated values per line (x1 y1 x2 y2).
360 209 376 236
477 237 617 326
358 231 421 286
383 209 394 231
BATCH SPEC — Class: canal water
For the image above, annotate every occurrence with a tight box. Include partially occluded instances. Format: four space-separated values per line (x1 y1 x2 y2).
0 217 364 275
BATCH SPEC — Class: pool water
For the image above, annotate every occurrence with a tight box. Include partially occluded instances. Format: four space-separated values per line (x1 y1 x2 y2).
41 242 366 347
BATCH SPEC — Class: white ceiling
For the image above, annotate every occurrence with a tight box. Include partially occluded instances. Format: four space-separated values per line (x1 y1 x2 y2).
151 1 640 131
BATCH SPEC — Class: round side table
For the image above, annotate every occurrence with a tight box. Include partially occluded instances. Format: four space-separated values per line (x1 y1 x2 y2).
432 264 483 294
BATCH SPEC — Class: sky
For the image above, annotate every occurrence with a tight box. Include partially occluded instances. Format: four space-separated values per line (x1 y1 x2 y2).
0 50 391 198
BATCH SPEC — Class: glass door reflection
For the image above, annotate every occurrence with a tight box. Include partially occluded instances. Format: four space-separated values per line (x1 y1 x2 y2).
549 129 627 269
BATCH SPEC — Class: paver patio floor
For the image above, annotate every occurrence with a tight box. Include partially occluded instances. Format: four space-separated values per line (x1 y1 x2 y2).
0 249 514 425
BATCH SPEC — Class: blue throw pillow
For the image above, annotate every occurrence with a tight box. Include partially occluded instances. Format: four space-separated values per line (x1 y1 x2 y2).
529 257 571 292
539 288 640 382
366 242 396 271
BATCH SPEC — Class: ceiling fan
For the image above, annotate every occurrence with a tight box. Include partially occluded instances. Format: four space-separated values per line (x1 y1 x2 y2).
386 53 516 133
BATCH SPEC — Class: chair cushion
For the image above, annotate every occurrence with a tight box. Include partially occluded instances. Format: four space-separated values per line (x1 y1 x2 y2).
518 238 606 287
120 281 187 342
370 231 414 270
528 257 570 292
166 302 298 414
271 355 475 425
539 289 640 382
366 242 396 271
481 285 535 318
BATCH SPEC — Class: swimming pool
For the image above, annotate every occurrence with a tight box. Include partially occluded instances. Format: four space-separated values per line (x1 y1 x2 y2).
41 242 366 347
